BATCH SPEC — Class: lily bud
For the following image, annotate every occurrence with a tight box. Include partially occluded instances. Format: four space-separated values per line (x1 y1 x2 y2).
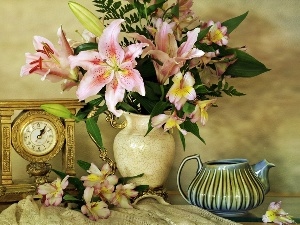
68 1 104 37
41 103 74 120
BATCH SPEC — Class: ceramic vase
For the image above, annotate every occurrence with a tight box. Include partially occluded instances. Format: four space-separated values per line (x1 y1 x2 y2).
113 112 175 188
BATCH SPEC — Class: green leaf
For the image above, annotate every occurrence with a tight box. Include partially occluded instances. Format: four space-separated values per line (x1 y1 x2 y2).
113 1 122 9
118 173 144 185
135 185 149 193
182 102 195 114
225 49 270 77
132 0 146 18
63 194 81 202
52 168 68 179
222 11 248 34
131 92 157 114
52 169 85 196
76 97 105 121
117 102 139 114
77 160 91 171
179 132 186 150
145 101 170 136
183 120 205 144
147 0 167 15
195 42 215 52
41 104 75 120
86 117 104 149
74 43 98 55
144 81 162 100
68 176 85 198
197 26 211 41
170 2 179 18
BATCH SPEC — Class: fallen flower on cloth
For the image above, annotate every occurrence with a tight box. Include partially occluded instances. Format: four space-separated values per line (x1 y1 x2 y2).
262 201 296 224
37 160 148 221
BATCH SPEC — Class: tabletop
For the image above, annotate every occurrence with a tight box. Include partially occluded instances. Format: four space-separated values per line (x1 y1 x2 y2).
0 192 299 224
168 193 300 225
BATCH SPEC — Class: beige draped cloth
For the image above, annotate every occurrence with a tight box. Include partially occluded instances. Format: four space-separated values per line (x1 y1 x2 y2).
0 196 241 225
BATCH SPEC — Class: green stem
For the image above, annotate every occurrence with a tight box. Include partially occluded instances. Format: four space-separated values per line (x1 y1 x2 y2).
160 85 165 101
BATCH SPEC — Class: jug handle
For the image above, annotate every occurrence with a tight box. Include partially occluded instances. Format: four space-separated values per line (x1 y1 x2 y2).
176 154 202 204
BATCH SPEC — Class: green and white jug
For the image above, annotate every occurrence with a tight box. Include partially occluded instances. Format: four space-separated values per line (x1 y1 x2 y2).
177 154 275 216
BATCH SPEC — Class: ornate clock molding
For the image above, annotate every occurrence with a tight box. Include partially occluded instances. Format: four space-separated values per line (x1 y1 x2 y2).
0 99 84 202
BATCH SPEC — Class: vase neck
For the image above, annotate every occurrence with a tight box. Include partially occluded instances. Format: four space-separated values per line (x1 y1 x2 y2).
123 112 151 132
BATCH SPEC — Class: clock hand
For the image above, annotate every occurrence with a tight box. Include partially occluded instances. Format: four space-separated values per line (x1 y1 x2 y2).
37 125 47 139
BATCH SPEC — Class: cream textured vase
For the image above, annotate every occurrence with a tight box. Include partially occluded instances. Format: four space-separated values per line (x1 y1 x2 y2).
113 112 175 188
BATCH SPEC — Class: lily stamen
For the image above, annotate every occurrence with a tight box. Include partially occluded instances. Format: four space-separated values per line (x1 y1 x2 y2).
29 57 43 73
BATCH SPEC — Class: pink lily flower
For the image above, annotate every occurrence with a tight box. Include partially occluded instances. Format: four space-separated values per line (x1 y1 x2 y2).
111 183 138 208
189 99 217 125
167 72 196 110
81 163 118 188
133 19 204 84
81 187 110 220
151 111 187 135
20 27 79 90
38 175 69 206
174 0 199 40
69 19 147 117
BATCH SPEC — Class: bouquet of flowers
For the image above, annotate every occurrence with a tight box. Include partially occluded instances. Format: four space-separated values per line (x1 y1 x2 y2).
21 0 269 150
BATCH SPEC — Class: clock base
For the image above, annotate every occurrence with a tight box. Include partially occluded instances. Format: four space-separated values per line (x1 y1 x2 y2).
0 183 36 202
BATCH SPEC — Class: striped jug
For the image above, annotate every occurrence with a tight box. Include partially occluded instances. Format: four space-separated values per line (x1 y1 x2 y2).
177 154 275 216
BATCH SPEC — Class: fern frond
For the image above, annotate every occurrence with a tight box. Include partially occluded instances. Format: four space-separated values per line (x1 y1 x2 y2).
93 0 140 33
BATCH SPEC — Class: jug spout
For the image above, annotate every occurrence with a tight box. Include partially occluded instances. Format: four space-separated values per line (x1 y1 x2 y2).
251 159 275 194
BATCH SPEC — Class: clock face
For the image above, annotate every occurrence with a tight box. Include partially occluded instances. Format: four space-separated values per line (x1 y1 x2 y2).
22 119 57 156
12 110 65 162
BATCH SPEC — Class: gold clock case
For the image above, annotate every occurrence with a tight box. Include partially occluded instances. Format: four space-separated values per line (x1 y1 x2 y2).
12 110 65 162
0 99 84 202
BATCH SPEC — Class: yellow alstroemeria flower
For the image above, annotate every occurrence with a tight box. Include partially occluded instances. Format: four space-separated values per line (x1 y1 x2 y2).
190 99 217 125
152 112 187 135
167 72 196 110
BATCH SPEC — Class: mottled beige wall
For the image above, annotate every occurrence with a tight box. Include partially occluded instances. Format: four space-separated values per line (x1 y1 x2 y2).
1 0 300 194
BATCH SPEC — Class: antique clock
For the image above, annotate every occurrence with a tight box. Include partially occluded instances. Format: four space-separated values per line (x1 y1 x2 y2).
0 99 84 202
12 110 65 163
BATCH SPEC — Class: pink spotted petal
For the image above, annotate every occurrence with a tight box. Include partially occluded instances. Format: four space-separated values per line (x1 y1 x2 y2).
155 19 177 56
129 33 155 57
76 67 113 101
97 19 125 64
57 26 73 66
105 77 126 117
117 65 145 96
124 42 148 66
68 51 101 70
